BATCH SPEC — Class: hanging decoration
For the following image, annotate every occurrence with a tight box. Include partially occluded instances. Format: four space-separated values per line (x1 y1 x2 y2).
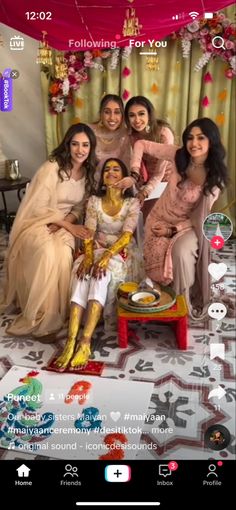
216 112 225 125
218 89 227 101
122 66 131 77
202 96 210 107
47 48 132 114
36 31 52 65
146 54 159 71
55 54 68 79
122 6 142 37
204 71 213 82
109 48 120 69
122 89 130 100
172 12 236 77
122 47 132 60
151 83 159 93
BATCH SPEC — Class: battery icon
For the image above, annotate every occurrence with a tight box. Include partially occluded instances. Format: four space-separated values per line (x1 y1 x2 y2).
204 13 213 19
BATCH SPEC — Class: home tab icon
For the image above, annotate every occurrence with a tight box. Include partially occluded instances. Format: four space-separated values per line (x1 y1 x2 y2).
16 464 30 478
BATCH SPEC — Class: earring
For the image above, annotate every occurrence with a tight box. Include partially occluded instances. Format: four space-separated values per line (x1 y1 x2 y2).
145 124 151 133
99 120 103 128
101 184 106 191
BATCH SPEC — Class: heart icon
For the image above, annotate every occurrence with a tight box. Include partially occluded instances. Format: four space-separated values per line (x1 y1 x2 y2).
208 263 227 281
110 411 121 422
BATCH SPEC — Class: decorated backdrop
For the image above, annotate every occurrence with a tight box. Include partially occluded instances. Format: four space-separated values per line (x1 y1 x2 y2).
37 7 236 222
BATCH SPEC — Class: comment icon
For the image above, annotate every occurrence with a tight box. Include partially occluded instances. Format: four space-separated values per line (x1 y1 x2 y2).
158 464 171 477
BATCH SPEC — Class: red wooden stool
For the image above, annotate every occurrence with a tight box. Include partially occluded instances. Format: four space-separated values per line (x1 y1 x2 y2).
117 295 188 350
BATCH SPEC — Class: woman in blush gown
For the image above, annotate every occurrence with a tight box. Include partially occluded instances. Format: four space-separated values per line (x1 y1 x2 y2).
130 118 228 318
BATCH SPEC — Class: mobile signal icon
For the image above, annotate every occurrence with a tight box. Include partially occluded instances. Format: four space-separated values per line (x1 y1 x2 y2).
172 13 185 20
189 11 199 20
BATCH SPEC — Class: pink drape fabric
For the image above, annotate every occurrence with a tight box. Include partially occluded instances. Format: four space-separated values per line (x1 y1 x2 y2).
0 1 233 50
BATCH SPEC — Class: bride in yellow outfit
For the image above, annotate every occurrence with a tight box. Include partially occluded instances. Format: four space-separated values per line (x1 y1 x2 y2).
53 158 143 369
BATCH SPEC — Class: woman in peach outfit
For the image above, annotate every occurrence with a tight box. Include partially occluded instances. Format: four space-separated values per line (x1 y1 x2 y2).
130 118 228 317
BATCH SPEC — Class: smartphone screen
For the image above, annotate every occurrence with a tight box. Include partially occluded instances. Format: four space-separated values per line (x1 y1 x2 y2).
0 1 235 508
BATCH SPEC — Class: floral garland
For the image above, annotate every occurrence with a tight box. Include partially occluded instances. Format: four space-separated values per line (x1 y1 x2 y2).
172 12 236 78
48 48 131 114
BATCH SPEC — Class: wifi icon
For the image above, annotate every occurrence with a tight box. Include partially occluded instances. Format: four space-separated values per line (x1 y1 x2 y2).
189 11 199 19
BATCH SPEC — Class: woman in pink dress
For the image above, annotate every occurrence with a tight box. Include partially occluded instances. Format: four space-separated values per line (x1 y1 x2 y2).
130 118 229 317
124 96 174 208
89 94 130 184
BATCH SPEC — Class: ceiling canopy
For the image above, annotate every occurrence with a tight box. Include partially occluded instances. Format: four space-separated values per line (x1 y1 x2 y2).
0 0 234 50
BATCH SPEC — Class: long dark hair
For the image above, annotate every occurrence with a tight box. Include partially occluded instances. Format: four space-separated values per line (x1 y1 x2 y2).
97 158 133 198
125 96 170 141
50 123 97 195
175 118 229 194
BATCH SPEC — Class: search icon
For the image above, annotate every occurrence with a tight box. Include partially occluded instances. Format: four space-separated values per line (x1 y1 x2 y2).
212 36 225 50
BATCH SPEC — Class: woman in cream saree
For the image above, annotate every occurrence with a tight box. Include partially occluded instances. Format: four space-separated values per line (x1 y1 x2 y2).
1 123 96 338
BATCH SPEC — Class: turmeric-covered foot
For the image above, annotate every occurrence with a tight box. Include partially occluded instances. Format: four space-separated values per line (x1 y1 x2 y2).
70 341 91 368
54 341 76 369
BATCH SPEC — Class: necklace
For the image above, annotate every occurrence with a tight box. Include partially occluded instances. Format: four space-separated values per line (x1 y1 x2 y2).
99 135 117 145
190 158 205 169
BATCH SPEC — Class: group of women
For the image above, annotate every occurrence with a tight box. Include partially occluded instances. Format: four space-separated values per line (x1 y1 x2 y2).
0 94 228 370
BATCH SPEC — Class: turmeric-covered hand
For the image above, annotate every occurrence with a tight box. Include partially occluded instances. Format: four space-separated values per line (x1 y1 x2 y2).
77 238 94 278
92 232 132 279
77 259 93 279
92 251 111 279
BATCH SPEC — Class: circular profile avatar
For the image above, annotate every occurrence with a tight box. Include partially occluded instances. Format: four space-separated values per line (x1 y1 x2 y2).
202 213 233 242
204 424 230 451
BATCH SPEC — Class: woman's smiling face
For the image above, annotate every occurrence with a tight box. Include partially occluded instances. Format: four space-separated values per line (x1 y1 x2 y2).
103 160 123 185
127 104 149 132
70 132 90 165
101 100 123 131
186 127 210 162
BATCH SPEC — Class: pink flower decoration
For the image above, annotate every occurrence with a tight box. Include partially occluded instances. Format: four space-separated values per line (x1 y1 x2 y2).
187 21 200 33
122 66 131 77
122 89 130 101
225 68 234 79
204 72 213 83
202 96 210 107
225 40 235 50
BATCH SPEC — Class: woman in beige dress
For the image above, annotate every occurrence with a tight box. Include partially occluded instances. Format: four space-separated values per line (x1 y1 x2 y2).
0 124 97 338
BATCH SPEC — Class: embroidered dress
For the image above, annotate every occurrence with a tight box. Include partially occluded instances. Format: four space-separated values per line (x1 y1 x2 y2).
89 124 131 184
72 195 144 328
131 141 220 316
130 126 174 196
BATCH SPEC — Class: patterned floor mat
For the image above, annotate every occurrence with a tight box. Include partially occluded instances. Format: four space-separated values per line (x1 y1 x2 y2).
0 229 235 461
